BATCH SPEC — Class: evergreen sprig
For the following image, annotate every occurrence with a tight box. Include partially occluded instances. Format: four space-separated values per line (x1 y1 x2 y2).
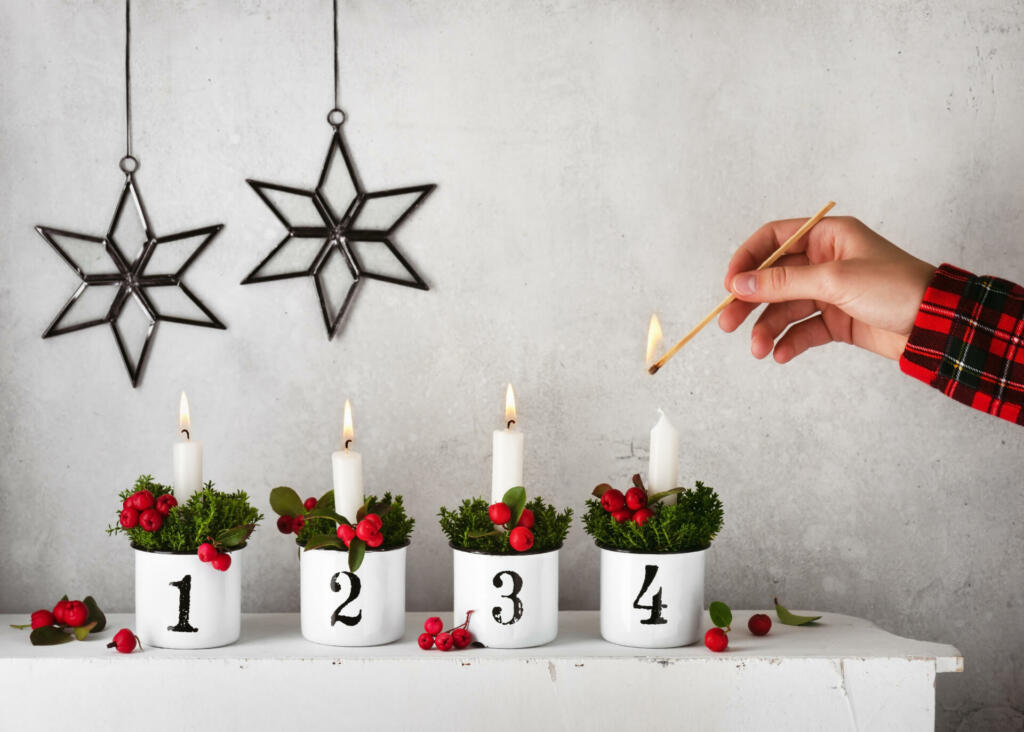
582 481 723 553
439 497 572 554
106 475 263 553
296 491 414 550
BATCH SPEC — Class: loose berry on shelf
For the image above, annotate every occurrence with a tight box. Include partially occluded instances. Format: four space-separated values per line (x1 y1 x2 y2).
197 543 218 563
601 489 626 513
292 515 306 533
509 526 534 552
364 513 383 532
417 632 435 650
355 519 378 542
130 490 155 512
52 600 70 625
632 508 654 527
304 497 317 511
748 613 772 636
451 628 471 649
107 628 139 654
364 532 383 549
488 502 512 525
139 509 163 532
424 617 444 635
63 601 88 628
337 524 357 546
611 509 633 523
30 610 55 629
516 508 535 529
155 494 178 517
120 507 139 529
434 632 454 651
211 553 232 572
704 627 728 652
625 487 647 511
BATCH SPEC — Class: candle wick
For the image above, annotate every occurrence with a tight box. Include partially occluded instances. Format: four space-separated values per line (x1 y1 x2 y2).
180 428 190 440
506 419 516 430
344 439 353 450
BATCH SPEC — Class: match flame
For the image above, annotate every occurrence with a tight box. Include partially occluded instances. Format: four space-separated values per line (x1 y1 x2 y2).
178 391 191 438
646 313 663 367
342 399 354 449
504 384 517 428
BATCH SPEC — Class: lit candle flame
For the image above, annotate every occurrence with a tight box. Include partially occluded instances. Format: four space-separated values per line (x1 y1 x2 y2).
342 399 354 449
646 313 663 367
504 384 517 428
178 391 191 439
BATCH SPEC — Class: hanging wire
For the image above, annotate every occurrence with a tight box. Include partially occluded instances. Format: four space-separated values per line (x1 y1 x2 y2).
327 0 345 126
119 0 137 172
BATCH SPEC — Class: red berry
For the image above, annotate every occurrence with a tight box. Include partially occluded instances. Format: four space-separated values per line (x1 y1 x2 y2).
451 627 471 649
748 613 772 636
292 515 306 533
119 507 139 529
197 543 218 563
417 632 435 650
276 515 295 534
488 502 512 525
155 494 178 517
356 519 379 542
625 486 647 511
611 509 633 523
364 532 383 549
632 508 654 526
516 508 535 529
304 497 317 511
63 601 88 628
424 616 444 635
31 610 55 629
364 513 383 532
509 526 534 552
52 600 69 625
211 553 232 572
130 490 155 512
434 632 454 651
337 524 357 546
139 508 163 532
108 628 138 654
601 489 626 513
704 627 729 652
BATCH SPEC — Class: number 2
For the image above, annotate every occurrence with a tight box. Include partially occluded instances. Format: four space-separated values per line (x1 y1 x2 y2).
330 571 362 626
492 570 524 625
168 574 199 633
633 564 668 625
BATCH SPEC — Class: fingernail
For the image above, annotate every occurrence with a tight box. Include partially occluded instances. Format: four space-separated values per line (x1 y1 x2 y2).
732 273 757 295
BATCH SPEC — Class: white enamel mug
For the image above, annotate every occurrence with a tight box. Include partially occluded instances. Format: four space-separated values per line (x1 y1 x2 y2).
133 545 242 649
599 546 706 648
300 544 407 646
452 546 559 649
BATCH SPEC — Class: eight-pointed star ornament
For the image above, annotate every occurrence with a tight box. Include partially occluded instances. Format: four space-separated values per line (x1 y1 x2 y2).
36 174 225 387
242 123 435 339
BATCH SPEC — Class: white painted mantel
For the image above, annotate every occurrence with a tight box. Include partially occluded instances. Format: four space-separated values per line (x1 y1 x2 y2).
0 611 961 731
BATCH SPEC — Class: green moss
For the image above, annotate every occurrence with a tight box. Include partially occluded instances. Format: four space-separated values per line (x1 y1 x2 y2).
582 481 723 553
439 497 572 554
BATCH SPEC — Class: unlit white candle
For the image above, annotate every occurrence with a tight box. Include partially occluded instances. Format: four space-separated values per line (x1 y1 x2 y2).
647 409 679 497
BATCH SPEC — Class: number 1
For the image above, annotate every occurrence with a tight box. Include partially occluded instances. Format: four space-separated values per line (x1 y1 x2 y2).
168 574 199 633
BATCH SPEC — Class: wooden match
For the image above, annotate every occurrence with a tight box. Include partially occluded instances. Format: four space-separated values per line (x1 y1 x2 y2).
648 201 836 375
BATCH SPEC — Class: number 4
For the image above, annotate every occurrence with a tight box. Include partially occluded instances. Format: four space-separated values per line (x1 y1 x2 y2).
633 564 668 625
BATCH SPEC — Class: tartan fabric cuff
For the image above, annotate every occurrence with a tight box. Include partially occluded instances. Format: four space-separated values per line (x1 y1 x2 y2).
900 263 1024 426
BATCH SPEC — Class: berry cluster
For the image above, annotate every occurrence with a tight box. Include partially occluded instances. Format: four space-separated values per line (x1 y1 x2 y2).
11 594 106 645
107 628 141 654
277 496 318 535
196 542 233 571
336 513 384 549
488 501 535 552
417 612 473 652
119 489 177 533
598 485 653 526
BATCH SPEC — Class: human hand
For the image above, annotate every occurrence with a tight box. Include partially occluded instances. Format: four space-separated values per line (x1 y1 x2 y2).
718 216 936 362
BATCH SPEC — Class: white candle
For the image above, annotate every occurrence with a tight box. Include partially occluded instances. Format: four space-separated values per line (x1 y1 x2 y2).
647 409 679 497
491 384 524 504
172 391 203 502
332 400 364 523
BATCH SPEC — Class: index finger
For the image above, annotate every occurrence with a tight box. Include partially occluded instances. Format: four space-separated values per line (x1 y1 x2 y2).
722 218 821 290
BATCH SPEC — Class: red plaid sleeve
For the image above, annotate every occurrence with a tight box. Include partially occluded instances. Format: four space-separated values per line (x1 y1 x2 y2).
900 263 1024 426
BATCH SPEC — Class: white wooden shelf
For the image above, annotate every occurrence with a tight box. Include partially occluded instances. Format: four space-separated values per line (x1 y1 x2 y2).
0 610 961 731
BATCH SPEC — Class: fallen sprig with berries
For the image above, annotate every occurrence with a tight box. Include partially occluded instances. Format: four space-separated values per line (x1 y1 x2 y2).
439 487 572 554
418 611 476 651
703 599 822 652
269 487 414 572
582 475 723 553
10 595 106 645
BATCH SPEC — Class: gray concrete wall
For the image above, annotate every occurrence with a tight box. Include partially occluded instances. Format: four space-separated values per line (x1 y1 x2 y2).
1 1 1021 728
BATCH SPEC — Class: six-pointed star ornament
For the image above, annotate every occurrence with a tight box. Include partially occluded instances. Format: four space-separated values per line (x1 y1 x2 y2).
36 174 225 387
242 123 435 338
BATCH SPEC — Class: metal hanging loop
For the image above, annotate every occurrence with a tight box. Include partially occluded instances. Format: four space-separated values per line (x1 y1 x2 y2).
327 108 346 127
119 155 140 174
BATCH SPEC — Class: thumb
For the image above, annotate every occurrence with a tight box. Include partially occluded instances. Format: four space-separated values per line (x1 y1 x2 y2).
729 263 839 304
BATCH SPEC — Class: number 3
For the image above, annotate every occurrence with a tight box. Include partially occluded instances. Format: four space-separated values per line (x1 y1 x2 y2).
492 570 524 625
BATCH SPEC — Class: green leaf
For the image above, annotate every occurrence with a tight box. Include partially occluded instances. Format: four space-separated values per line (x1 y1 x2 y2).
269 486 304 517
306 505 347 525
83 596 106 633
72 621 97 641
592 483 613 498
356 498 373 522
347 539 366 572
647 486 686 504
216 523 256 548
709 601 732 629
30 626 72 646
9 623 31 630
502 486 527 526
774 598 821 626
467 529 503 539
303 534 343 551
